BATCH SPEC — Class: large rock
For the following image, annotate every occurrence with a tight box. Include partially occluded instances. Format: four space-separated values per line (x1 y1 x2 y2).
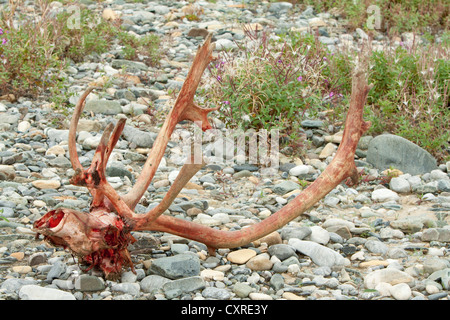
148 253 200 280
288 239 349 268
366 134 437 175
84 100 122 115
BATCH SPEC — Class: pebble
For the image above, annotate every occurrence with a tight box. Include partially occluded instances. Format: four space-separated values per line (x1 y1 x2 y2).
0 0 449 302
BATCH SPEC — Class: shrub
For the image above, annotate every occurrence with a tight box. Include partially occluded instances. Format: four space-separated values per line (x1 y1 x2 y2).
202 30 345 148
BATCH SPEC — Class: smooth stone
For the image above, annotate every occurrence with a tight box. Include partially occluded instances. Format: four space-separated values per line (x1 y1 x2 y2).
233 282 253 298
201 287 232 299
272 180 300 195
308 226 330 245
366 134 437 175
371 188 399 202
140 275 172 294
389 177 411 193
288 239 349 268
389 283 412 300
31 180 61 189
249 292 273 300
162 276 205 293
364 269 414 289
227 249 257 264
148 254 200 280
245 253 273 271
19 285 76 300
74 275 105 292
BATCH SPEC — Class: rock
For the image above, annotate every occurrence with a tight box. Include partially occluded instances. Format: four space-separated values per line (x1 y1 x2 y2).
246 253 273 271
364 239 388 255
364 269 414 289
371 188 399 202
308 226 330 245
269 273 285 290
280 226 311 240
31 180 61 190
272 180 300 195
249 292 273 300
301 120 323 128
140 275 172 294
74 274 105 292
253 231 282 247
84 100 122 115
227 249 257 264
389 283 411 300
233 282 253 298
389 177 411 193
19 285 76 300
17 120 31 132
268 2 293 13
421 228 450 242
0 165 15 180
1 278 37 294
200 269 225 281
428 268 450 290
289 165 310 176
268 244 296 261
319 143 337 159
148 253 200 279
422 257 449 274
214 39 237 51
102 8 118 21
111 283 141 296
162 276 205 294
187 28 210 38
45 145 66 156
202 287 232 299
366 134 437 175
288 239 349 268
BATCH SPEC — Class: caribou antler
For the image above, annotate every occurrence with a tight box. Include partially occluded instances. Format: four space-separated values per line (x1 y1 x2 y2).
34 33 372 278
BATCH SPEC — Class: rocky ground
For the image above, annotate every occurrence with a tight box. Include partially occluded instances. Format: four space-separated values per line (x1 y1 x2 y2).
0 1 449 301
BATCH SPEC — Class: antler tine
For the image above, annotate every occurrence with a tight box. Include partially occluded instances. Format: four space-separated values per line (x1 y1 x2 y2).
134 145 206 228
122 33 217 211
138 51 373 251
68 87 99 172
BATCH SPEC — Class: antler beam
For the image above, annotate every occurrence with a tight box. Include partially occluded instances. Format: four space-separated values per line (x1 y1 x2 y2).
33 34 372 278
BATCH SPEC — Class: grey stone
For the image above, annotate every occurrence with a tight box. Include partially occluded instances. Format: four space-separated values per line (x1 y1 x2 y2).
202 287 232 299
148 253 200 280
111 283 141 296
269 273 285 290
1 278 38 294
437 179 450 192
428 268 450 290
121 125 157 148
162 276 205 293
74 275 105 292
268 244 296 260
366 134 437 175
233 282 253 298
268 2 293 13
301 120 323 128
112 59 148 72
46 260 66 282
389 177 411 193
280 226 311 240
288 239 349 268
364 239 388 255
84 100 122 115
140 275 172 294
272 180 300 195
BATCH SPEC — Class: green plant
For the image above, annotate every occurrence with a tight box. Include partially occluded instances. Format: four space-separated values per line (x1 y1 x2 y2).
203 30 345 148
0 0 67 98
116 31 160 67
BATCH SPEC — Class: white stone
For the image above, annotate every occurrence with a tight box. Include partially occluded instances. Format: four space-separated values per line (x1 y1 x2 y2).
19 285 76 300
375 282 392 296
308 226 330 245
371 188 400 202
17 120 31 132
389 177 411 193
364 269 414 289
249 292 273 300
289 165 310 176
389 283 412 300
430 169 448 181
288 239 350 268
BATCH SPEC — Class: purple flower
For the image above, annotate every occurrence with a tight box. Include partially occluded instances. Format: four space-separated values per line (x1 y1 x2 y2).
297 76 303 82
1 38 6 45
277 59 282 63
217 76 222 81
0 28 3 35
222 100 230 105
329 92 334 97
323 57 327 61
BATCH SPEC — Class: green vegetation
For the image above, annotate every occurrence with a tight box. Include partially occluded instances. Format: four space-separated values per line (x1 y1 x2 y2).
0 0 160 100
203 30 449 160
